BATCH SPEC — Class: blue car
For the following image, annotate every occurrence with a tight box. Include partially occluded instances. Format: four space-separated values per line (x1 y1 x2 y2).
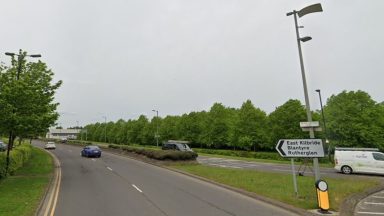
81 145 102 158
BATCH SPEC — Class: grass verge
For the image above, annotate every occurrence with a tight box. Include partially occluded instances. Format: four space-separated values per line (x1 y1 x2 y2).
170 164 380 211
0 147 53 216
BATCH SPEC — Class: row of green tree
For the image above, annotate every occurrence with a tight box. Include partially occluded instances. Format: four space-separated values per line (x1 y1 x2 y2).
83 91 384 151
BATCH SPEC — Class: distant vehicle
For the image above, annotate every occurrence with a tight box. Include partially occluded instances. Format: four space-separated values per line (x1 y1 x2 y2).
0 142 7 151
45 142 56 150
60 137 68 143
81 145 102 158
162 140 193 152
334 147 384 175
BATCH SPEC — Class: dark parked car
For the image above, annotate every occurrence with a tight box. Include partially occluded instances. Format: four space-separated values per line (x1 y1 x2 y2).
162 140 193 152
81 145 102 158
0 142 7 152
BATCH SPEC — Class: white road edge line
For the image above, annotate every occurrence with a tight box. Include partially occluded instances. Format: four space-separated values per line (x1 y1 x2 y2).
364 202 384 205
356 212 384 215
107 167 113 171
132 184 143 193
372 195 384 198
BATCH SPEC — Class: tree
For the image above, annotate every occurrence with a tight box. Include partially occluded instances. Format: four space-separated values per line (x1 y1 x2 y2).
0 50 62 145
233 100 268 151
324 90 384 149
204 103 234 148
268 99 308 148
0 50 61 173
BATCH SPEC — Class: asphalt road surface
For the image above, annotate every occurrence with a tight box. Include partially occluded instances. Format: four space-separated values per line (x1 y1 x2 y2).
34 141 298 216
355 190 384 216
197 155 384 180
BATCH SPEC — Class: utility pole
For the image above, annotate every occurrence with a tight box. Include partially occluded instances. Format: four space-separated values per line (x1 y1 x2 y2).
152 110 159 147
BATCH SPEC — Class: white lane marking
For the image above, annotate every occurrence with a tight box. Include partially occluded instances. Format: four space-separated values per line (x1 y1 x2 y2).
107 167 113 171
132 184 143 193
356 212 384 215
68 150 72 152
373 195 384 199
364 202 384 205
91 159 96 162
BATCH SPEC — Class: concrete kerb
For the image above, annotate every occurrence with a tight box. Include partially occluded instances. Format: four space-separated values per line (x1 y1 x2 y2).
339 182 384 216
35 148 61 216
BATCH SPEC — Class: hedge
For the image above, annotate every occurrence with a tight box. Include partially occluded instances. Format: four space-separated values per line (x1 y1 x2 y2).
108 144 198 161
0 144 33 179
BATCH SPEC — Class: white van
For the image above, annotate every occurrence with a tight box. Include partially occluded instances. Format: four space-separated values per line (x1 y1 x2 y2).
334 147 384 175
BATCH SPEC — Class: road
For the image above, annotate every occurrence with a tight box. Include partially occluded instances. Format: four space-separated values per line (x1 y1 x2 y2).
34 141 298 216
355 190 384 216
197 155 383 180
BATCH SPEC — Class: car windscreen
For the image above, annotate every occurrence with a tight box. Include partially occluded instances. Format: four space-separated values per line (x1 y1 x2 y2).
175 143 191 150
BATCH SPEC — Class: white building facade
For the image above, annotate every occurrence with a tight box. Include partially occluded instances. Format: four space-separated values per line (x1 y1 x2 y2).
46 129 80 139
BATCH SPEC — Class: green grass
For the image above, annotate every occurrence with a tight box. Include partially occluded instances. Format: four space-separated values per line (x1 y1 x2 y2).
170 164 380 210
0 147 53 216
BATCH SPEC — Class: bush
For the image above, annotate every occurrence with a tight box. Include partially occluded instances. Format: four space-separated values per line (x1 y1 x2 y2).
0 144 33 179
108 144 198 161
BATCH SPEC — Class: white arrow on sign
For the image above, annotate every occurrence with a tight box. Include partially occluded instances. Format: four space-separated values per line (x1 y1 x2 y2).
276 139 324 158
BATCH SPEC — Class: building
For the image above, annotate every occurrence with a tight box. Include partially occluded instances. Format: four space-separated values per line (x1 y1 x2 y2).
46 129 80 140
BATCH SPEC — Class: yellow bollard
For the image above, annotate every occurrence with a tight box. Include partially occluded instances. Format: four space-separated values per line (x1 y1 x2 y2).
315 180 330 212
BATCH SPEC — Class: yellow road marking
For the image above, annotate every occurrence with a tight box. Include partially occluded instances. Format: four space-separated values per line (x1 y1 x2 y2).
43 159 61 216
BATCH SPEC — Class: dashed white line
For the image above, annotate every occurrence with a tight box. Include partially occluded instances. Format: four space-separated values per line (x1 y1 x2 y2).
356 212 384 215
132 184 143 193
91 159 96 162
372 195 384 199
107 167 113 171
364 202 384 205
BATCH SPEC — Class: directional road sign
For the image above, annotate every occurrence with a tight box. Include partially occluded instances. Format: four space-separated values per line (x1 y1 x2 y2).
276 139 324 158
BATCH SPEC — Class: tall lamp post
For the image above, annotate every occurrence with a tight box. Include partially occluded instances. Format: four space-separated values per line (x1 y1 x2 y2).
316 89 330 159
287 3 323 181
152 109 159 147
4 50 41 173
102 116 107 143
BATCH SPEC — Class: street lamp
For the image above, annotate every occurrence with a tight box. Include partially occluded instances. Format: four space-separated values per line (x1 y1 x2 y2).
316 89 330 158
152 109 159 147
4 50 41 174
5 50 41 80
102 116 107 143
287 3 323 181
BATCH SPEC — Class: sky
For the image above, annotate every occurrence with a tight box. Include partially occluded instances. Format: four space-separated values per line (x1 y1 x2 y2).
1 0 383 128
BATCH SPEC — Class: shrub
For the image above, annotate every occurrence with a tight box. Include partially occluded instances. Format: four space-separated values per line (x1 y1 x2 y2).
0 144 33 179
108 144 198 161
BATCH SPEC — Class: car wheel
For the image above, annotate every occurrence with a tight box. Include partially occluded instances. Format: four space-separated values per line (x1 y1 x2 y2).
341 165 352 174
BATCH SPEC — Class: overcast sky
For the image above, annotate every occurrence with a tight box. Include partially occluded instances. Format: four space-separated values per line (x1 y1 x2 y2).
1 0 383 128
